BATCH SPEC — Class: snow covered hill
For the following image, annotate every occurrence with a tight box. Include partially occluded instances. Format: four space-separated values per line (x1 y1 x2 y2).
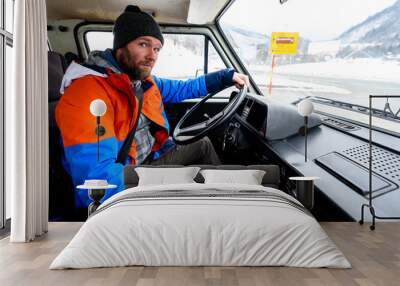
337 0 400 58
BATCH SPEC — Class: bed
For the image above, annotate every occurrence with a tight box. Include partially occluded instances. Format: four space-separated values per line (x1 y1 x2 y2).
50 165 351 269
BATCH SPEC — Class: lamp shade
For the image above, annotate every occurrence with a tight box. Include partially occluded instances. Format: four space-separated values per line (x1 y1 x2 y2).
90 99 107 117
297 99 314 116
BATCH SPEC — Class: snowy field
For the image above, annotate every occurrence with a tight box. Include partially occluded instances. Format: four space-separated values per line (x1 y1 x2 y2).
249 58 400 83
252 74 352 95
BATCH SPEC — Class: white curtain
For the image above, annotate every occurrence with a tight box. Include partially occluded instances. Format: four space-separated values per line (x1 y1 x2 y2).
8 0 49 242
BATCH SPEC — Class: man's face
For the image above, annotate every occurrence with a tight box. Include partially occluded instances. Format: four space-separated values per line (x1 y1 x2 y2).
115 36 162 80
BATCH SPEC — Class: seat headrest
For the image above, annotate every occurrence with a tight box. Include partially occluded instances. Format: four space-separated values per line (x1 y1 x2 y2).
48 51 66 102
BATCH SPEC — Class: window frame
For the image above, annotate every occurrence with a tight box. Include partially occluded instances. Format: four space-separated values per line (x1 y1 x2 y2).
0 0 13 232
215 0 263 96
76 23 238 99
76 23 233 78
73 17 258 94
204 37 209 75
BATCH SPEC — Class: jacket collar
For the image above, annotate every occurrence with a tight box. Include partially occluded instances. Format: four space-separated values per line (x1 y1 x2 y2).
61 49 155 94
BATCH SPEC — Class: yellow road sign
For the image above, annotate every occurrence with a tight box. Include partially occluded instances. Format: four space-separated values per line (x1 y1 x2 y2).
269 32 299 55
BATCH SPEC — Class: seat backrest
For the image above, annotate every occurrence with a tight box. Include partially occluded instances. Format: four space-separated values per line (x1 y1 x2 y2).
48 51 76 221
48 51 66 128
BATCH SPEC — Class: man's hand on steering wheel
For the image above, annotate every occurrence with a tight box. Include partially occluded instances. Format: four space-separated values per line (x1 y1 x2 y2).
232 72 250 89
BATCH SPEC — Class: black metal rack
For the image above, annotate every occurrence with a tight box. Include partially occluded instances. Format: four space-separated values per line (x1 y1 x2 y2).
359 95 400 230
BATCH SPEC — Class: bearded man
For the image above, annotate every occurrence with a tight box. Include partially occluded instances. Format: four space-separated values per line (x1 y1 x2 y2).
56 5 249 209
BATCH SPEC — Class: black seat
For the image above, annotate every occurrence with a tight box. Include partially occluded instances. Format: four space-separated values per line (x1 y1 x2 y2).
48 51 76 221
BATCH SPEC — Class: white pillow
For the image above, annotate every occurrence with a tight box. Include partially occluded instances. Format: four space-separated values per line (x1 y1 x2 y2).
135 167 200 186
200 169 266 185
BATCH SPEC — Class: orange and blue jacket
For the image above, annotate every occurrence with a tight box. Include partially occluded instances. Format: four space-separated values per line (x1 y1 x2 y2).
56 51 235 208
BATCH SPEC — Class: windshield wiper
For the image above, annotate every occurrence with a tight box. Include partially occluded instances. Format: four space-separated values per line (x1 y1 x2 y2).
293 96 400 123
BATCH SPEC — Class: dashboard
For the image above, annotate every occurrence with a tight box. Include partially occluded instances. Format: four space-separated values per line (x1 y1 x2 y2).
231 94 400 222
236 97 268 136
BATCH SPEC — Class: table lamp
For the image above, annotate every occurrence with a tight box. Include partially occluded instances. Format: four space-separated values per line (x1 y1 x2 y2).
297 99 314 162
78 99 115 216
77 180 116 216
89 99 107 161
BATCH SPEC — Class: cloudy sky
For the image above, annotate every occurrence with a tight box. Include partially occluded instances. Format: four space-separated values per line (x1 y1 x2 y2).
221 0 398 41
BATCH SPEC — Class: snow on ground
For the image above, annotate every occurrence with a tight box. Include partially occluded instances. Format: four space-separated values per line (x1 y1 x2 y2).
249 58 400 83
252 73 352 95
308 40 341 55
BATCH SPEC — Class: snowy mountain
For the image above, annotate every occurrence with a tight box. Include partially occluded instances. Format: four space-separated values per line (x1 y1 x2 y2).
337 0 400 58
221 24 269 64
220 1 400 63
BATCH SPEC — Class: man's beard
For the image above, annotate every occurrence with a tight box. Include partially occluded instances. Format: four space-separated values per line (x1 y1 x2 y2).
117 47 152 80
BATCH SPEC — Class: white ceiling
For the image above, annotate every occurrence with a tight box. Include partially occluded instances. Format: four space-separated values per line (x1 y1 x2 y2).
187 0 228 24
46 0 230 24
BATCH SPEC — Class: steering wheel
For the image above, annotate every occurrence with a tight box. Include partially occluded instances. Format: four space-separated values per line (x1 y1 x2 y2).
173 86 247 145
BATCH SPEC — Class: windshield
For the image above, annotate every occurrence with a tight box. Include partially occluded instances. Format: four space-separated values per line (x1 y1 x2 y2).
219 0 400 132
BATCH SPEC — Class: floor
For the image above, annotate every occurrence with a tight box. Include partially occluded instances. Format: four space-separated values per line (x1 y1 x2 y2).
0 222 399 286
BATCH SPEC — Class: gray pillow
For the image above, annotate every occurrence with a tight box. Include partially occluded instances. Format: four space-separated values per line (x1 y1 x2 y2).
200 169 266 185
135 167 200 186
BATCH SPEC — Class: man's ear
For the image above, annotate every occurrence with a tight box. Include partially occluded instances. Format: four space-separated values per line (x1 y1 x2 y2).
114 48 120 59
114 48 123 64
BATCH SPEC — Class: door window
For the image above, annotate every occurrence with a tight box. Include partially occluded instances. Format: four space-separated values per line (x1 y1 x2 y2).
5 44 12 220
85 31 228 80
5 0 14 33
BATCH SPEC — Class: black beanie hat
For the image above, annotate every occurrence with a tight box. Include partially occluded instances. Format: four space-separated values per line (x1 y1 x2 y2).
113 5 164 50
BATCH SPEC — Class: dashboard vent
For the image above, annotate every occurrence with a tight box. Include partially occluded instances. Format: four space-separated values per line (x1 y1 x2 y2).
322 118 361 131
341 144 400 193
